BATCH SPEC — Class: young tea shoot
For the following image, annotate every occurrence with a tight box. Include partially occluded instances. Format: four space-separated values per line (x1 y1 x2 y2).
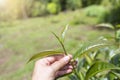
27 24 120 80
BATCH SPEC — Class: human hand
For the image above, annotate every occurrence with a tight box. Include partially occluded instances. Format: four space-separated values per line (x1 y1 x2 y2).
32 54 73 80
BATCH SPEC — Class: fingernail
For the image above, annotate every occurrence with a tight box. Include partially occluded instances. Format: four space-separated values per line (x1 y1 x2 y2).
69 65 73 69
64 56 70 62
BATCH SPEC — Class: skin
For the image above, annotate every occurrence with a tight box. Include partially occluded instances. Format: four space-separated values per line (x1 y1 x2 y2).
32 54 73 80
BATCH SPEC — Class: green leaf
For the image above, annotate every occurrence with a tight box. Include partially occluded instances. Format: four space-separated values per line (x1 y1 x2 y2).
95 23 114 30
110 53 120 67
84 54 92 65
85 61 120 80
52 32 68 55
27 51 63 63
79 72 84 80
110 71 120 79
73 43 107 59
116 24 120 29
61 24 69 42
102 35 115 40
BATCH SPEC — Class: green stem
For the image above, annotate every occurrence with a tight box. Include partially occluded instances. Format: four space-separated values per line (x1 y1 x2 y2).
71 60 81 80
59 40 67 55
52 32 68 55
53 32 81 79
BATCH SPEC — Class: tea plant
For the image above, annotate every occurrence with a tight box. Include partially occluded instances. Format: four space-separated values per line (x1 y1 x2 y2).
28 25 120 80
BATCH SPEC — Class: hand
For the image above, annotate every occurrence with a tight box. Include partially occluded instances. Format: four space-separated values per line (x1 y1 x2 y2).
32 54 73 80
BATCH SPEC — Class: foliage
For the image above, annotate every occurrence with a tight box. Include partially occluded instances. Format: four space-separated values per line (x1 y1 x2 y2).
102 0 120 25
29 1 46 17
81 0 103 7
85 61 120 80
66 0 82 10
1 0 120 20
100 0 111 7
111 53 120 67
0 10 112 80
28 24 120 80
95 23 120 45
110 0 120 6
84 5 108 23
103 7 120 25
47 2 61 14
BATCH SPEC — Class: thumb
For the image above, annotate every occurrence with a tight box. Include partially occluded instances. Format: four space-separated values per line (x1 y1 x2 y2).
51 55 72 72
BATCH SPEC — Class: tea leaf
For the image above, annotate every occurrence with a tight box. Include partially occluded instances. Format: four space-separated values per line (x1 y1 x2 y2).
110 71 120 79
84 54 92 65
27 51 63 63
74 43 107 59
85 61 120 80
52 32 67 55
110 53 120 67
95 23 114 30
61 24 69 42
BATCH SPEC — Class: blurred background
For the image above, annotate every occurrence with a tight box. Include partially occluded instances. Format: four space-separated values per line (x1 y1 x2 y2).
0 0 120 80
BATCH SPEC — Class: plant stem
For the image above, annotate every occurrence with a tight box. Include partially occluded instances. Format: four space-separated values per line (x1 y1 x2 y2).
53 32 81 79
72 62 81 80
52 32 68 55
60 40 67 55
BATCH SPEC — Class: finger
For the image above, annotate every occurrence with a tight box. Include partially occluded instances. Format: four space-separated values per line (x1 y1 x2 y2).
49 54 65 60
60 64 73 70
36 54 64 65
60 59 77 70
45 54 64 65
51 55 72 71
56 69 73 78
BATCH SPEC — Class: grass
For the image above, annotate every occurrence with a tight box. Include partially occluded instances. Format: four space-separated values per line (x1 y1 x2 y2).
0 9 112 80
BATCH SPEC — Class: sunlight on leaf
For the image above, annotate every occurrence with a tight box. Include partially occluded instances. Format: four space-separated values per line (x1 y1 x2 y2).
85 61 120 80
95 23 114 30
27 51 63 63
61 24 69 42
74 43 107 59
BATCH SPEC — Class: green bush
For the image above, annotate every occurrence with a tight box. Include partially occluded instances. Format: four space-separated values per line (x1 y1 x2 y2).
47 2 61 14
102 0 120 25
84 5 108 23
101 0 111 7
28 25 120 80
51 0 60 3
66 0 82 10
84 5 107 17
81 0 103 7
29 1 47 17
110 0 120 7
104 7 120 25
